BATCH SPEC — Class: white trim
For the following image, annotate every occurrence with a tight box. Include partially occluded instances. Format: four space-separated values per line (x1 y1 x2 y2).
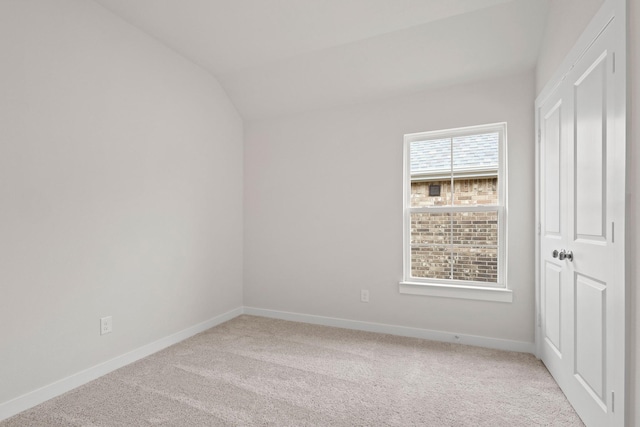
0 307 243 422
411 167 498 182
398 281 513 302
534 102 542 359
243 307 532 353
404 122 506 141
403 123 508 291
409 205 500 213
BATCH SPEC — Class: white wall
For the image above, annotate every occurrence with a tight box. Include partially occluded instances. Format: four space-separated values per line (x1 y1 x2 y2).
536 0 638 424
244 70 536 344
535 0 605 93
0 0 243 406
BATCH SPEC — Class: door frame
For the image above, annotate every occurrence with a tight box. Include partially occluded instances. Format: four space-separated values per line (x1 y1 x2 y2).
534 0 627 424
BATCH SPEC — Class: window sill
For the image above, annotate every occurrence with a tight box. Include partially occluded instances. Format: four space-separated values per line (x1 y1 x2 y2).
398 281 513 303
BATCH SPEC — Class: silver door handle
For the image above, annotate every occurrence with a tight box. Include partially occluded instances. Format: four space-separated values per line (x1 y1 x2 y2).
558 249 573 262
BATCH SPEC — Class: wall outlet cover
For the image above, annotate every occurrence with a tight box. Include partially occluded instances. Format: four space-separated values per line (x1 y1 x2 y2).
360 290 370 303
100 316 112 335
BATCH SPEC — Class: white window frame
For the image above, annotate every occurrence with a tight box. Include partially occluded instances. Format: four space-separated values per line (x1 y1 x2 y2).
399 123 511 303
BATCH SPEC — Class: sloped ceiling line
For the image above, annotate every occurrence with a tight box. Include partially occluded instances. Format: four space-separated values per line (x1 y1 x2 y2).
93 0 549 120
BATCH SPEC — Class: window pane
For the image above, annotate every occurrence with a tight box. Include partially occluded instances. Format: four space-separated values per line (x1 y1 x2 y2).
452 133 499 205
410 138 452 207
410 212 450 245
410 138 451 175
452 177 498 206
452 211 498 246
410 180 453 207
452 246 498 283
411 246 451 279
452 133 499 171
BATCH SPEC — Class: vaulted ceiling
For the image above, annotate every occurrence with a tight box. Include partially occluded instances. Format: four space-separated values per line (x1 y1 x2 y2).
93 0 549 120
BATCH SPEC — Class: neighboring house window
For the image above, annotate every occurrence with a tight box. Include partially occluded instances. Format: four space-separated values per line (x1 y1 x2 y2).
403 123 506 288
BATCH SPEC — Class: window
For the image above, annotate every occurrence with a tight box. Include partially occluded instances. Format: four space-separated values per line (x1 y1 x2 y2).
400 123 510 302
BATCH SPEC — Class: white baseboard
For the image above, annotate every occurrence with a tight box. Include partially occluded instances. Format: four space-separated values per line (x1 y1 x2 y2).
1 305 535 422
0 307 243 422
243 307 535 354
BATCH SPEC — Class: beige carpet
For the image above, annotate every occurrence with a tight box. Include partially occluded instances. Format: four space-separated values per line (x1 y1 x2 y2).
2 315 583 426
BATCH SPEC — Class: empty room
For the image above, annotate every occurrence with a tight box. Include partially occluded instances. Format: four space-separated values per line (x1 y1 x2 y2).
1 0 638 425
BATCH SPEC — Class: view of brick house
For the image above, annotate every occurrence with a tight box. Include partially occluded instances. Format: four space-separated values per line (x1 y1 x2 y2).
409 133 500 283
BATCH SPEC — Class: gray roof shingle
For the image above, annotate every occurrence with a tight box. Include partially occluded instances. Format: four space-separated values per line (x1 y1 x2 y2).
410 132 499 175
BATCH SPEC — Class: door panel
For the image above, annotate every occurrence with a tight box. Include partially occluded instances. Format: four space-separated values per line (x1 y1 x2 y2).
543 101 562 236
574 274 606 402
539 86 566 380
543 262 562 354
574 54 607 241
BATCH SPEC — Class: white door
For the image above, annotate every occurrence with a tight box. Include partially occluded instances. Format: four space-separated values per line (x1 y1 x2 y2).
537 13 626 427
539 79 566 388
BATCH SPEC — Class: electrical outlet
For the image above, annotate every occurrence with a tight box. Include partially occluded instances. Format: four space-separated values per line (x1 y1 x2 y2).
100 316 112 335
360 289 370 303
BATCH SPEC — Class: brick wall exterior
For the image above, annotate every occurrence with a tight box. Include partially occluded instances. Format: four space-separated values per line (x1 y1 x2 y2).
411 178 498 207
410 178 499 283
